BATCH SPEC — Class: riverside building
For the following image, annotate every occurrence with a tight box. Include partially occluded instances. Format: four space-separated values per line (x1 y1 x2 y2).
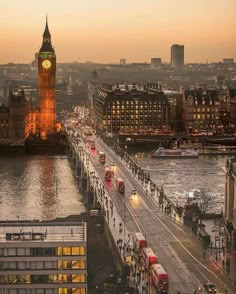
224 159 236 251
0 221 87 294
182 88 220 134
0 90 35 144
94 83 170 135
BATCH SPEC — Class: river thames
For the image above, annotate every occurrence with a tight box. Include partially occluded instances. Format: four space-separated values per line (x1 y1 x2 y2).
0 155 86 221
130 146 233 213
0 151 233 220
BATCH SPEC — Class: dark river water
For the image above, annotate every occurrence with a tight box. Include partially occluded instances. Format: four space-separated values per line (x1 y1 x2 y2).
0 149 233 220
130 146 233 213
0 155 85 221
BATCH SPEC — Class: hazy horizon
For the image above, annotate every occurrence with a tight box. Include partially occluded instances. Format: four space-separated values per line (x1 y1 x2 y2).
1 0 235 64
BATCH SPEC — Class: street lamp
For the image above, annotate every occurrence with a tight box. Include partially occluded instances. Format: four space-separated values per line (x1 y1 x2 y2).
123 191 137 254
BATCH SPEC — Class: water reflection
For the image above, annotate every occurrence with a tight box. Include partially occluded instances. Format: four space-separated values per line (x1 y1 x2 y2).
0 156 85 220
130 146 233 213
38 158 59 219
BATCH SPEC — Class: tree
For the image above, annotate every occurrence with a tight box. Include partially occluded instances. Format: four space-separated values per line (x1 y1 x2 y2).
193 188 217 220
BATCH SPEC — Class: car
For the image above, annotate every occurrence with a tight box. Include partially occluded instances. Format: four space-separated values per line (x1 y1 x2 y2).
131 189 137 196
203 282 216 293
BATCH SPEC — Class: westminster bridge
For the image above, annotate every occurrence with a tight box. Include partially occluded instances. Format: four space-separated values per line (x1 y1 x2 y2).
66 129 236 294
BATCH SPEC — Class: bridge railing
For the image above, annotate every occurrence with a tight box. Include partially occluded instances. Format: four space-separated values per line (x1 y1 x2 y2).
103 139 184 222
69 138 136 265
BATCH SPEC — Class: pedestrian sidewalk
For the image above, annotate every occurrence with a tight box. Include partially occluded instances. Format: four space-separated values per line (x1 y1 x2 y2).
211 251 236 285
204 219 236 285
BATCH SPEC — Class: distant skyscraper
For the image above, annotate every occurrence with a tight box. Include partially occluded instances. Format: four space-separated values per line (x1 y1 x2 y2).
171 44 184 68
150 58 162 68
120 59 126 65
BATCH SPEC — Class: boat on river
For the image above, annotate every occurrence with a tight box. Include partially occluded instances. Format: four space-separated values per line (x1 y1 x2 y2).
151 147 199 158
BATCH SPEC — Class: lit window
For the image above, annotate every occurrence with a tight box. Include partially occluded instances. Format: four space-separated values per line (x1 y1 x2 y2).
80 246 85 255
58 289 69 294
72 289 86 294
57 247 62 256
63 247 71 255
72 274 86 283
72 260 85 269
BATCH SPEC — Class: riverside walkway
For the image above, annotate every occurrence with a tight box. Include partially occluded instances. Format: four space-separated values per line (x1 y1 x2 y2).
67 130 236 294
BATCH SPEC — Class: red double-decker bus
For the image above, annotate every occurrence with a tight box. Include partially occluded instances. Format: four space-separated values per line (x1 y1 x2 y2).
133 232 147 253
142 247 158 268
116 177 125 193
151 263 169 293
104 166 112 182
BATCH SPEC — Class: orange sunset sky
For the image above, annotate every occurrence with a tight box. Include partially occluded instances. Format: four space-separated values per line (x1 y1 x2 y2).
1 0 235 64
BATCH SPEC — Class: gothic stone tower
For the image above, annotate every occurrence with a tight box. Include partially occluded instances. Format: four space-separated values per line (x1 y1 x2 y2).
38 18 56 139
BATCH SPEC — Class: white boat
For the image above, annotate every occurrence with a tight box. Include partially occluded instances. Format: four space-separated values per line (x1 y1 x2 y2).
151 147 199 158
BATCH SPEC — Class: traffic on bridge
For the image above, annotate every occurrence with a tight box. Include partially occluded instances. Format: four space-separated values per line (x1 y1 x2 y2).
65 112 235 294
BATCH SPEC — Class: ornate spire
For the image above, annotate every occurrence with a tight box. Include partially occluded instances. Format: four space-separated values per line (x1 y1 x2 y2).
43 16 51 41
40 16 54 53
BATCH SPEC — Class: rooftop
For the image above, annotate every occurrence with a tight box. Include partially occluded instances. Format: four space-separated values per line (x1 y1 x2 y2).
0 221 86 243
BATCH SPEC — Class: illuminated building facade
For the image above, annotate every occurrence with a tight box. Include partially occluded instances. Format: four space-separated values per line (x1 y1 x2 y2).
0 221 87 294
0 18 60 146
38 18 56 139
182 88 220 134
94 83 170 134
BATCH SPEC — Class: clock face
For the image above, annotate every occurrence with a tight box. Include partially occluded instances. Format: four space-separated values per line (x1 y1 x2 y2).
42 59 52 69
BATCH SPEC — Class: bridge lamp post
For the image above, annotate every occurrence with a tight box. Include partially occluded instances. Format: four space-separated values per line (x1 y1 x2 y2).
123 190 137 259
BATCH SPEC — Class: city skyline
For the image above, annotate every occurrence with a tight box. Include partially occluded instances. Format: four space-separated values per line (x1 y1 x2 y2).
1 0 236 64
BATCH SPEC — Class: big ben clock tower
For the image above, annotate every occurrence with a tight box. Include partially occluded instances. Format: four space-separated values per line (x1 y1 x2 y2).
38 17 56 139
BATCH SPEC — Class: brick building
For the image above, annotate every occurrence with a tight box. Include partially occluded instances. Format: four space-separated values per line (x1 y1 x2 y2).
182 88 220 134
0 90 39 144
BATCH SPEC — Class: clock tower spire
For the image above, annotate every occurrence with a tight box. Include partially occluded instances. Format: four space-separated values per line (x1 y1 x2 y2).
38 17 56 139
40 16 54 52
